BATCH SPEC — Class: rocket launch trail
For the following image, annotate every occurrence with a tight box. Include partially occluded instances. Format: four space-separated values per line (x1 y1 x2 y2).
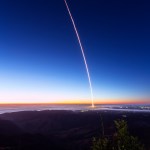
64 0 94 107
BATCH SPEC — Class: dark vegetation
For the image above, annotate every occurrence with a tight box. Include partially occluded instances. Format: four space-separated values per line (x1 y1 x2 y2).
0 110 149 150
92 120 144 150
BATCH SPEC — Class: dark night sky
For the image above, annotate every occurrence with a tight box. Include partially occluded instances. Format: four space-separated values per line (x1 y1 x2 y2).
0 0 149 103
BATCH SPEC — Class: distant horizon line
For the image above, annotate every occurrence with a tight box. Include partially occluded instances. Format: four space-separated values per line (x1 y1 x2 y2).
0 102 149 105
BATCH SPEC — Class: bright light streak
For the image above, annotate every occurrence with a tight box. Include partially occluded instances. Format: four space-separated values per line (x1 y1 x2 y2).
64 0 94 107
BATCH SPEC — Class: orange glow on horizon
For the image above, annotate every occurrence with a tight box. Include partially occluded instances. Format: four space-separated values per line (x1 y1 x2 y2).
0 98 149 105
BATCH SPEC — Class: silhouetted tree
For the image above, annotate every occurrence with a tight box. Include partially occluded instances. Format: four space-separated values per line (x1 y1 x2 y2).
92 120 144 150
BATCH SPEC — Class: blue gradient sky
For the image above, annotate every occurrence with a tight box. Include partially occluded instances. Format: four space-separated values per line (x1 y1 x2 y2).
0 0 150 103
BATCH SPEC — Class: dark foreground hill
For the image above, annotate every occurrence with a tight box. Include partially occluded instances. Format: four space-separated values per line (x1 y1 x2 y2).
0 110 150 150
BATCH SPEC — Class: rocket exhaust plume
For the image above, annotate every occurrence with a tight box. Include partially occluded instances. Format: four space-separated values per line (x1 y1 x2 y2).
64 0 94 107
